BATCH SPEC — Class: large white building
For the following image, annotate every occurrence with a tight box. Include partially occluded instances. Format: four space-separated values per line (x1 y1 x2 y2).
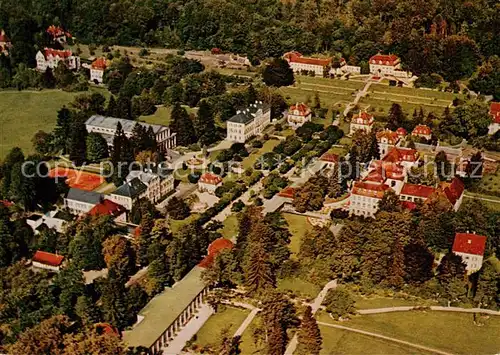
36 48 80 72
90 57 107 84
85 115 176 152
376 129 400 157
226 101 271 143
369 54 412 78
126 169 175 204
452 232 487 274
283 51 332 77
64 188 103 215
287 103 312 129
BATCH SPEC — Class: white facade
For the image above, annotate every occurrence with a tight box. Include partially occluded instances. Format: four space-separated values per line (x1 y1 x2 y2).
36 49 80 72
126 171 174 204
287 103 312 129
349 192 382 218
198 181 222 194
488 122 499 135
90 68 104 84
32 261 62 272
64 198 96 215
226 102 271 143
350 111 374 136
108 194 134 211
454 251 483 274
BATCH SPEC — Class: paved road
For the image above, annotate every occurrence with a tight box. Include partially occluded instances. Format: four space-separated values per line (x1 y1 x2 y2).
358 306 500 316
343 80 372 117
284 280 337 355
317 321 453 355
463 194 500 204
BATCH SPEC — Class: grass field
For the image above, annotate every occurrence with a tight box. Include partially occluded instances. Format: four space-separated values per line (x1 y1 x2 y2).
241 139 280 170
282 213 313 257
0 90 82 158
277 277 321 299
169 213 200 234
319 324 431 355
193 306 249 349
220 214 238 240
353 296 436 310
140 106 172 126
318 311 500 355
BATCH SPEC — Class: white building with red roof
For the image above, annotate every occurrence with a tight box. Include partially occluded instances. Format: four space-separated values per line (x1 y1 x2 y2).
452 232 487 274
198 173 223 194
488 102 500 135
88 199 127 223
36 48 80 72
369 53 411 78
350 111 374 135
283 51 332 77
376 129 400 157
32 250 65 272
0 29 12 56
412 125 432 140
90 57 107 84
47 25 72 44
319 152 339 169
350 181 391 218
287 103 312 129
438 177 465 211
399 183 436 203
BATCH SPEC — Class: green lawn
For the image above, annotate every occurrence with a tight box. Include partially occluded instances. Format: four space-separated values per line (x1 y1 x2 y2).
140 106 172 126
472 171 500 196
193 306 249 349
277 277 321 299
239 315 264 355
463 196 500 212
318 311 500 355
241 139 280 170
319 324 431 355
282 213 313 258
0 90 90 158
169 213 200 234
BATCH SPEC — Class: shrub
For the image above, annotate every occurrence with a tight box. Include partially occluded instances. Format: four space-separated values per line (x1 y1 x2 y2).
323 287 356 318
187 173 200 184
139 48 150 57
231 200 245 212
252 140 263 148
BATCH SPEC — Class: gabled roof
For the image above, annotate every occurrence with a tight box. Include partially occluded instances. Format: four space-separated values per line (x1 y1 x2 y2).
112 178 147 198
284 51 331 66
199 173 223 185
383 147 418 163
396 127 407 136
400 183 436 198
452 233 487 256
32 250 64 267
289 103 311 116
439 177 464 206
376 129 399 144
319 152 339 163
370 54 400 66
85 115 170 135
352 181 390 199
91 57 107 70
489 102 500 124
43 48 73 59
66 188 102 205
352 111 374 125
412 125 432 136
278 186 296 199
88 199 126 217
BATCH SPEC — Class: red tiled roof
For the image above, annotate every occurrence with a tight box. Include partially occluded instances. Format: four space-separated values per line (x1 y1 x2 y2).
396 127 407 136
199 173 223 185
278 186 296 199
0 200 13 207
32 250 64 267
199 238 234 268
0 30 9 43
440 177 464 206
352 111 374 125
284 51 331 66
490 102 500 124
452 233 487 256
289 103 311 116
370 54 400 66
383 147 418 163
94 323 120 336
46 25 71 38
400 183 436 198
412 125 432 136
44 48 73 59
91 57 107 70
88 199 125 217
368 161 405 181
401 201 417 210
352 181 390 199
320 152 339 163
376 129 399 144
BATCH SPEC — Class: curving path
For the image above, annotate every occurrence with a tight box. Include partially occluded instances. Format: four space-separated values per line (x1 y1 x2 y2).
317 321 453 355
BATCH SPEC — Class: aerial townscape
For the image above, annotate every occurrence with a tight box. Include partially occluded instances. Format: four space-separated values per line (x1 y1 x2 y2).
0 1 500 354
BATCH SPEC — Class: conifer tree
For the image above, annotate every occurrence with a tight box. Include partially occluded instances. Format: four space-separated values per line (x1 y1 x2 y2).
246 84 257 105
244 240 275 295
86 132 109 162
171 102 196 146
69 119 88 166
296 306 322 355
54 106 72 153
106 95 117 116
194 100 218 145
